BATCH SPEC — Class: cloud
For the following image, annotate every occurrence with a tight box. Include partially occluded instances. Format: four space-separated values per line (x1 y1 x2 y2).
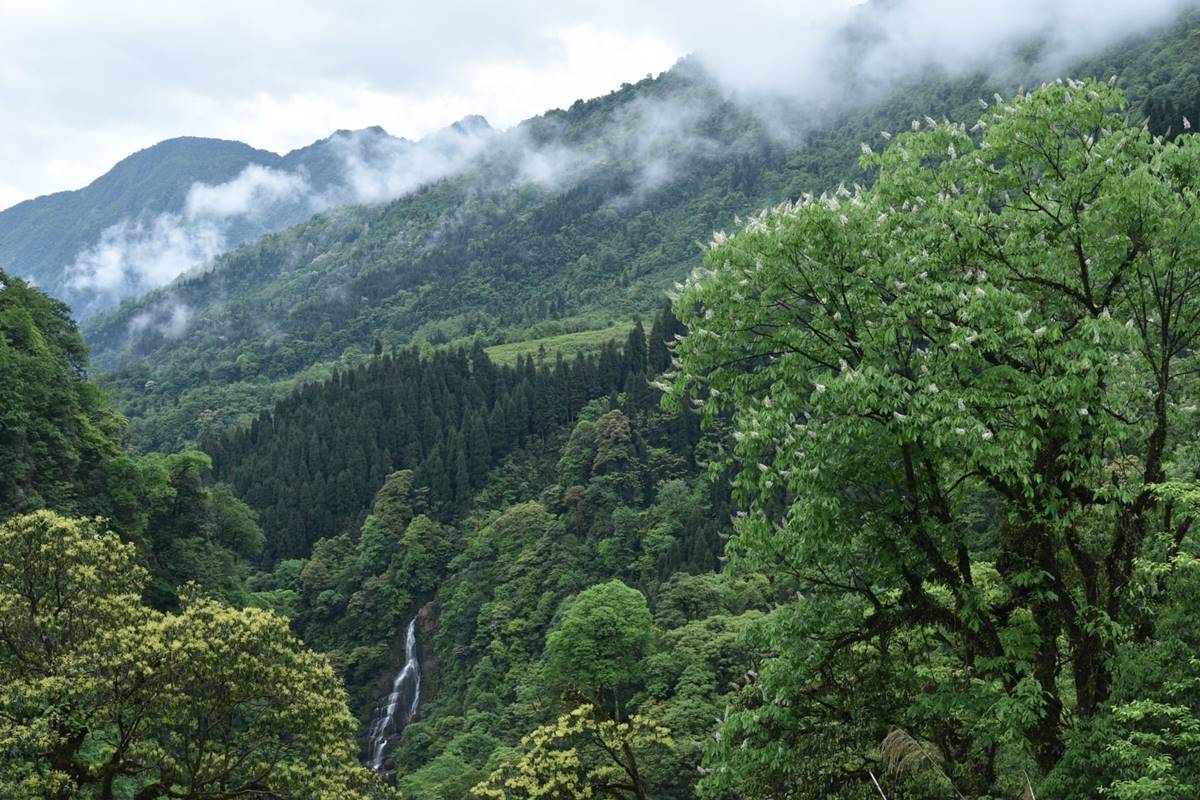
69 215 225 296
328 121 497 205
15 0 1200 324
65 122 502 314
4 0 1193 211
184 163 310 219
494 0 1200 202
498 79 734 199
0 3 684 210
684 0 1197 104
67 79 734 320
67 164 311 306
130 302 194 339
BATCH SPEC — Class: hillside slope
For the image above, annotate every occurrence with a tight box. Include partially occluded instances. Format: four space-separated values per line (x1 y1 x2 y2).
0 137 277 301
0 122 493 316
84 12 1200 454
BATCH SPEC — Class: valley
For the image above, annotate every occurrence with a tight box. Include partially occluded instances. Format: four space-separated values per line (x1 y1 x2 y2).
4 4 1200 799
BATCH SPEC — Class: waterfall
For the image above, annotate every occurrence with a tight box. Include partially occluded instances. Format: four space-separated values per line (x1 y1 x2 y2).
365 617 421 771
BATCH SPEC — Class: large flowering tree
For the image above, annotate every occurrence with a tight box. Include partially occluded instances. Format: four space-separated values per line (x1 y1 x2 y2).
669 80 1200 797
0 511 389 800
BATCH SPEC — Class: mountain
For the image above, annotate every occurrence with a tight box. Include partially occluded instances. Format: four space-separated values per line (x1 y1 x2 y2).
0 137 276 299
81 11 1200 454
9 6 1200 798
0 121 495 317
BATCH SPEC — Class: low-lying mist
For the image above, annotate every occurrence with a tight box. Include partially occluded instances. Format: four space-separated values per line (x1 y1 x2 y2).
67 121 498 314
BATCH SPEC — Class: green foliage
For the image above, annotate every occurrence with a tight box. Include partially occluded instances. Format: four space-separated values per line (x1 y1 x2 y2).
473 705 673 800
82 15 1200 464
671 76 1200 796
274 308 740 794
0 273 264 607
206 336 650 560
385 402 737 795
132 450 266 607
0 271 123 517
400 748 488 800
544 580 653 709
50 84 983 447
0 511 386 800
484 323 636 366
11 16 1200 800
652 572 766 630
591 411 635 476
1046 552 1200 797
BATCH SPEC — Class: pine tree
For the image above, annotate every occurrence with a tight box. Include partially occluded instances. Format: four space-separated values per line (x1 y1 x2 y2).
624 320 647 376
422 444 450 508
453 440 471 509
648 300 679 374
468 412 491 487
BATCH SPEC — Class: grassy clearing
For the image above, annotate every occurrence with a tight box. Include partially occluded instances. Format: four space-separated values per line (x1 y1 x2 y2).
484 323 635 366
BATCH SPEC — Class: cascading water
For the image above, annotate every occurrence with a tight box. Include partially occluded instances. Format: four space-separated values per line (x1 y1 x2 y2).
365 617 421 771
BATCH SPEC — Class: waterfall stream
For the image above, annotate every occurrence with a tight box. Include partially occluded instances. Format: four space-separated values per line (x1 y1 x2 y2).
365 617 421 771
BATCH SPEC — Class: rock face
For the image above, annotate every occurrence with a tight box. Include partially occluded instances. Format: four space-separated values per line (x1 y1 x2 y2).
416 600 439 698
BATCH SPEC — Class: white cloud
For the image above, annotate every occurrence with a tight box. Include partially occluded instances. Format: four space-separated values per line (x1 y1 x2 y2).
184 164 309 220
329 123 496 205
0 2 686 209
691 0 1198 102
1 0 1195 211
67 164 309 302
129 301 194 339
39 0 1200 314
64 121 503 309
69 214 225 295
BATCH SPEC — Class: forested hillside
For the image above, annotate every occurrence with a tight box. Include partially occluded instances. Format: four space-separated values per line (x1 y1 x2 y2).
0 137 278 297
84 11 1200 455
206 317 676 560
0 273 393 798
0 271 124 515
241 305 744 800
2 269 742 798
0 122 481 316
8 5 1200 799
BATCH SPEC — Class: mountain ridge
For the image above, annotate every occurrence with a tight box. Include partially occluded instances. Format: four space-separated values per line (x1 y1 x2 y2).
0 122 483 315
78 12 1200 453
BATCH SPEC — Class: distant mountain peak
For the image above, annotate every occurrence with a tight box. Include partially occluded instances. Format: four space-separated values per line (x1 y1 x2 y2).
450 115 491 134
327 125 395 141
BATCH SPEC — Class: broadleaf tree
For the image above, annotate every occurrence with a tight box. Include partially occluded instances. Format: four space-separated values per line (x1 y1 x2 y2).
669 79 1200 796
472 705 672 800
0 511 390 800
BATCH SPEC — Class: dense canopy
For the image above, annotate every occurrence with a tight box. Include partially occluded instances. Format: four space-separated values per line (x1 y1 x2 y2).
671 79 1200 796
6 12 1200 800
0 511 385 800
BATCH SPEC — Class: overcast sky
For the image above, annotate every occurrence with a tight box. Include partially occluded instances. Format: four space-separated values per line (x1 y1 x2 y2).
0 1 854 210
2 0 1196 211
